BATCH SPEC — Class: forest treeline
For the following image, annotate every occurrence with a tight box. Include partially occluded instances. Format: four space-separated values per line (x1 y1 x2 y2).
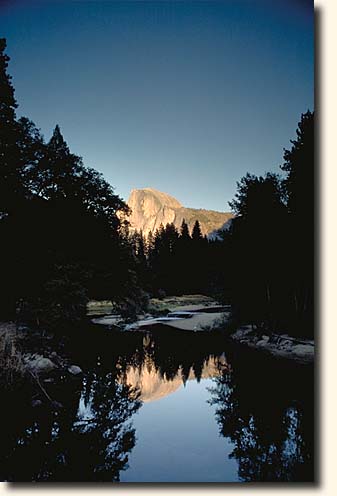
0 39 314 337
131 108 314 338
129 219 226 297
0 39 148 328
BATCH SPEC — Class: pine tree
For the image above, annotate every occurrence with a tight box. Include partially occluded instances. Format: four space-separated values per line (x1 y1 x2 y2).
180 219 190 240
0 39 147 327
0 38 23 212
165 222 179 253
136 230 146 263
146 230 154 257
34 124 82 200
280 110 314 335
281 110 314 218
191 220 202 241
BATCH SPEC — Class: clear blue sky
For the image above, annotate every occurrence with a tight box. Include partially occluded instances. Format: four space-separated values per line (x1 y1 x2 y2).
1 0 313 212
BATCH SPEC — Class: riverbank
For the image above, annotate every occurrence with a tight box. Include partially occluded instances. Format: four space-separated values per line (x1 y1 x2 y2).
229 325 314 364
91 294 229 331
1 293 314 405
0 322 83 409
89 295 314 364
0 321 314 483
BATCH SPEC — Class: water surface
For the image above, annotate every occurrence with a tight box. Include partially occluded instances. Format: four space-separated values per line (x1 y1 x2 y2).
0 327 314 482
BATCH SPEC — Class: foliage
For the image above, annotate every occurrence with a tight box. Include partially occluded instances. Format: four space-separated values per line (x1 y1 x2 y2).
208 355 314 482
0 39 314 338
0 371 141 481
281 110 314 218
129 220 220 297
229 172 286 217
225 112 314 337
0 39 145 329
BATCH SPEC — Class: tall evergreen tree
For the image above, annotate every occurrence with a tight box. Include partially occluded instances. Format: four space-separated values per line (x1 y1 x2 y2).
281 110 314 219
180 219 190 240
0 38 23 213
280 110 314 334
0 40 45 318
191 220 202 241
146 230 154 257
224 112 314 337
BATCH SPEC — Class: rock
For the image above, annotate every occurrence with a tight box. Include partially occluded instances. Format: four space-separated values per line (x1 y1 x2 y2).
279 340 292 349
127 187 233 236
51 400 63 410
292 344 314 356
43 377 54 383
68 365 83 376
25 354 56 374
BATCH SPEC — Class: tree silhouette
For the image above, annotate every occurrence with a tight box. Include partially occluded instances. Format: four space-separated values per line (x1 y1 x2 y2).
208 352 314 482
191 220 202 241
281 110 314 218
0 38 22 214
229 172 286 218
180 219 190 240
0 373 141 481
281 111 314 333
0 39 146 327
226 127 314 337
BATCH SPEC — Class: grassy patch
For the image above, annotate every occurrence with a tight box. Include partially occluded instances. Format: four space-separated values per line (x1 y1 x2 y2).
87 300 114 316
148 294 215 315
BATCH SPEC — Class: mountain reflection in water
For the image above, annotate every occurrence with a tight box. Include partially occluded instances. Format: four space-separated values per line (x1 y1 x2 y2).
0 329 314 482
119 334 228 402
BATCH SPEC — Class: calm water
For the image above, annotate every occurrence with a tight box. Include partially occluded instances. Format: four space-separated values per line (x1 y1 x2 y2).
0 327 314 482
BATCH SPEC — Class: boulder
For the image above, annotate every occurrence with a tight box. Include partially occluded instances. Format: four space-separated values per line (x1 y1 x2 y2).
25 354 56 374
51 400 63 411
292 344 314 356
68 365 83 376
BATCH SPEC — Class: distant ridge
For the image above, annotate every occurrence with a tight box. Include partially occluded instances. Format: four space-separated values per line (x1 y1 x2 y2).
127 187 233 236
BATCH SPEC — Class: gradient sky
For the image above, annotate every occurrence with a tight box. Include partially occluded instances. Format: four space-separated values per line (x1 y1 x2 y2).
1 0 314 211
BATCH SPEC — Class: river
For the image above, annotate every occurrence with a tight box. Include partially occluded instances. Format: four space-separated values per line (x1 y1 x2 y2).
0 326 314 482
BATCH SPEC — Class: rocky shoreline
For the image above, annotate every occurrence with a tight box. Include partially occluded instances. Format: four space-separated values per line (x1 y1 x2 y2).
1 294 314 413
89 295 315 365
229 325 314 364
0 322 84 411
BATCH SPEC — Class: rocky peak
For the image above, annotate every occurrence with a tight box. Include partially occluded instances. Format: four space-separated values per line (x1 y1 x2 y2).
127 187 233 236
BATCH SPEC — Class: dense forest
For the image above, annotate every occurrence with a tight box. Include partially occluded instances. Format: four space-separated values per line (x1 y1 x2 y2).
0 38 147 328
0 39 314 338
128 112 314 338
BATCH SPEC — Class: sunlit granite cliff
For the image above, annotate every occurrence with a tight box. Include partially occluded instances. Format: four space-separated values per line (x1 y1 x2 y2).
127 187 233 236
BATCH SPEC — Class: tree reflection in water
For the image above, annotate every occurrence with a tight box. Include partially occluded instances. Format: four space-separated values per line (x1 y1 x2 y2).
0 374 141 481
208 351 314 482
63 373 141 481
0 331 314 482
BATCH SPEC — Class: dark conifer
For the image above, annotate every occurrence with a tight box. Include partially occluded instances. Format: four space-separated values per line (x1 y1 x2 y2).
191 220 202 241
0 38 23 212
180 219 190 239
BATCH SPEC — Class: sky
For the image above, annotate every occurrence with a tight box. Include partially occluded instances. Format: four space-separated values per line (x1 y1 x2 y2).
1 0 314 212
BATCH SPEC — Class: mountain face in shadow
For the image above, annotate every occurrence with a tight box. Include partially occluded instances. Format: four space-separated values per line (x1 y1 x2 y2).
127 187 233 235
